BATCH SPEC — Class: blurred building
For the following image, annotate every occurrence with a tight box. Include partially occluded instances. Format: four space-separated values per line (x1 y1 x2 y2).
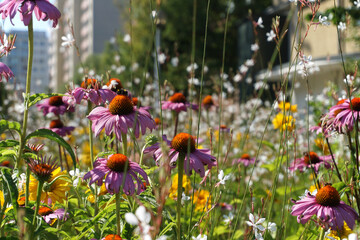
49 0 125 91
3 30 49 93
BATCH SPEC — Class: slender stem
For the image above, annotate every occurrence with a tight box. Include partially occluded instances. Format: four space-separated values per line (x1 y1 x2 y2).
25 167 30 206
176 154 185 240
115 192 121 235
174 112 179 138
325 138 342 181
88 104 94 170
58 143 64 171
122 133 128 156
319 227 325 240
32 180 44 226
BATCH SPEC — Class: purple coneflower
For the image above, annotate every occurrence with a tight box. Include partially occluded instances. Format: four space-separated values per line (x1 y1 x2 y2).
144 133 216 177
0 62 14 82
48 119 75 137
162 93 198 113
38 206 68 225
83 153 149 195
291 184 359 230
65 79 116 106
202 95 215 110
37 96 74 116
87 93 155 141
0 0 61 27
289 151 331 173
235 153 256 167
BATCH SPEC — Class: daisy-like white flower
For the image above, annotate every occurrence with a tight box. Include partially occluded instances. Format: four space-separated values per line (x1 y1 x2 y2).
162 93 198 113
338 22 346 31
83 154 149 195
267 222 277 232
125 206 151 239
215 170 231 187
266 30 276 42
251 43 259 52
158 53 167 64
192 234 207 240
355 0 360 8
233 73 242 82
0 62 14 82
69 169 85 188
289 151 331 173
246 213 266 239
123 34 131 43
144 133 216 177
0 0 61 27
186 63 198 73
171 57 179 67
38 206 68 225
61 33 75 48
87 92 155 141
319 15 330 26
223 212 234 225
37 96 75 116
48 120 75 137
65 78 116 106
256 17 264 28
291 184 359 230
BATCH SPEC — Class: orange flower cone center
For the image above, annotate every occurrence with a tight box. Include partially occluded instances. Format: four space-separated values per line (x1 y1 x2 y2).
1 161 10 167
104 235 122 240
132 97 140 106
33 163 53 180
334 99 346 116
107 154 129 173
48 96 64 106
38 206 54 216
171 133 196 153
351 98 360 111
241 153 251 160
154 118 161 125
315 185 340 206
169 93 186 103
106 78 123 91
108 95 134 115
81 79 97 89
202 95 214 106
220 125 227 129
49 119 64 129
304 152 320 165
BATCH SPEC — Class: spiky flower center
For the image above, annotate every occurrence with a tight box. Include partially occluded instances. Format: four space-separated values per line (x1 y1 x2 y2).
351 98 360 111
241 153 250 160
304 152 320 164
154 118 161 125
315 185 340 207
81 79 97 89
104 235 123 240
0 161 10 167
132 97 140 106
171 133 196 153
48 96 63 106
33 164 53 181
108 95 134 115
38 206 54 216
334 99 346 116
106 78 123 92
106 154 129 173
220 125 227 129
169 93 186 103
202 95 214 106
49 120 64 129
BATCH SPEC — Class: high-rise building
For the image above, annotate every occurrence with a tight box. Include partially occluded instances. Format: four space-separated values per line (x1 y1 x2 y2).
3 30 49 93
50 0 124 91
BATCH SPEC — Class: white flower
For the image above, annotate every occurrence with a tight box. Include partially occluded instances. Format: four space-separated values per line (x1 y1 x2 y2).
217 170 231 185
354 1 360 8
344 74 354 85
171 57 179 67
246 213 266 232
186 63 198 72
181 192 190 205
109 37 116 44
134 78 141 84
0 33 15 55
158 53 167 64
192 234 207 240
256 17 264 28
319 15 330 26
289 0 298 4
114 55 120 62
245 59 255 67
132 62 139 71
152 10 157 18
125 206 152 240
338 22 346 31
88 69 95 76
267 222 277 232
188 77 200 86
234 73 242 82
69 169 85 187
223 212 234 225
61 33 75 48
220 73 228 80
251 43 259 51
116 65 126 74
203 66 209 73
239 64 248 74
348 233 358 240
123 34 131 43
246 77 252 84
266 30 276 42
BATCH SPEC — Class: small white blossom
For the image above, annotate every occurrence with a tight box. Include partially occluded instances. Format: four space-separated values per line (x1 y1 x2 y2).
354 1 360 8
266 30 276 42
245 59 255 67
123 34 131 43
181 192 190 205
132 62 139 71
220 73 229 80
246 77 252 84
234 73 242 82
216 170 231 186
61 33 75 48
69 169 85 187
239 64 248 74
114 55 120 62
192 234 207 240
267 222 277 232
171 57 179 67
319 15 330 26
186 63 198 72
223 212 234 225
338 22 346 31
158 53 167 64
344 74 354 85
251 43 259 51
152 10 157 18
125 206 152 240
256 17 264 28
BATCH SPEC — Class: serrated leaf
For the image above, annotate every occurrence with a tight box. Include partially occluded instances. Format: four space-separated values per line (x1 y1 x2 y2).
0 149 17 158
0 168 18 218
25 129 76 169
0 140 19 148
0 120 21 136
28 93 64 108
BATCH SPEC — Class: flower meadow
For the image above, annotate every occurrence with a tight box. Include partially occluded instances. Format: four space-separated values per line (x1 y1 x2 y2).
1 0 360 239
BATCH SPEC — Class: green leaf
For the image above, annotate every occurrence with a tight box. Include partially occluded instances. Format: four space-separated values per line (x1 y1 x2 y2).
159 222 176 236
28 93 64 108
25 129 76 168
0 140 19 148
0 149 17 158
0 168 18 218
0 120 21 136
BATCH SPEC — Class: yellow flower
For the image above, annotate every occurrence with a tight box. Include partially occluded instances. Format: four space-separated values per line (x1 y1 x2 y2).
79 141 99 168
315 138 329 155
278 101 297 113
0 190 4 207
169 174 191 199
29 167 70 204
192 190 211 212
327 222 354 240
272 113 296 132
0 133 6 140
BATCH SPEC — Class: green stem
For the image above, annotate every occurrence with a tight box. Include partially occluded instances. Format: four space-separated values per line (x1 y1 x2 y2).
174 112 179 138
115 192 121 235
88 103 94 170
176 154 185 240
25 167 30 206
122 133 128 156
318 227 325 240
32 180 44 227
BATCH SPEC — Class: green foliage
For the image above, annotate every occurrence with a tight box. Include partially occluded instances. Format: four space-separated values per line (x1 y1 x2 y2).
0 120 21 136
28 93 64 108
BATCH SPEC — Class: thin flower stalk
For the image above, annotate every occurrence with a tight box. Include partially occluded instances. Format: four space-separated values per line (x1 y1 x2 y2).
176 154 185 240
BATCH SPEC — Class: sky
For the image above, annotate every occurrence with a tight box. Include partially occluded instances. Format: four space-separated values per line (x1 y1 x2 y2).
1 15 51 34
